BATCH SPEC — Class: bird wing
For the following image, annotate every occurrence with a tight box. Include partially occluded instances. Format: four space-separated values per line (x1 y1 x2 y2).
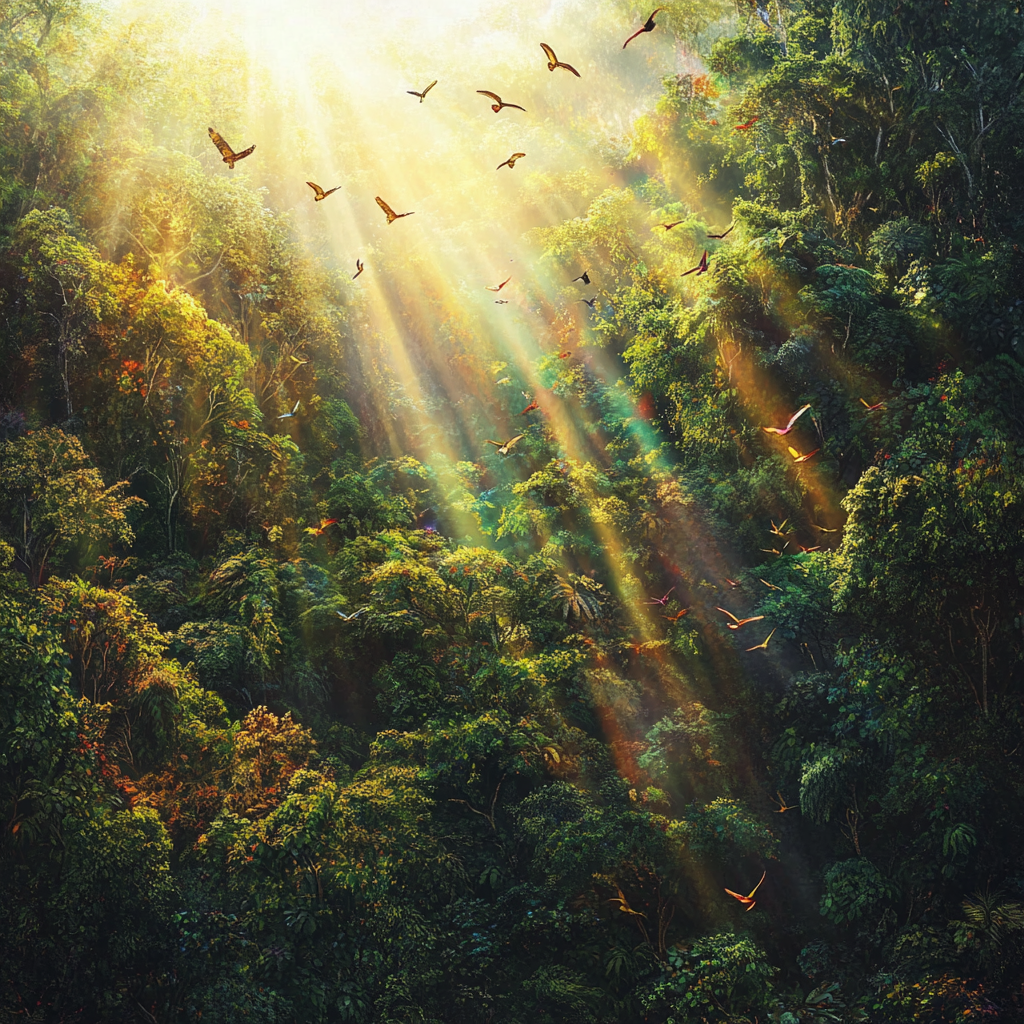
291 400 300 414
747 870 767 898
622 27 645 48
233 144 255 163
307 181 324 198
512 152 526 160
422 80 437 96
477 90 502 103
208 128 235 160
321 186 341 199
540 42 557 64
729 615 765 629
375 196 396 220
787 446 801 459
785 404 812 430
724 888 753 905
505 102 526 111
505 434 524 450
681 263 700 276
485 440 503 448
715 606 740 624
496 158 511 170
559 61 581 77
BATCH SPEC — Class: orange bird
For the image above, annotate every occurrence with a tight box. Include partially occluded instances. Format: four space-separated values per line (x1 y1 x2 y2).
375 197 414 223
655 220 685 231
208 128 255 169
860 398 885 412
747 628 777 652
763 404 811 435
521 400 539 415
716 607 765 630
558 351 572 359
734 116 759 130
787 445 820 464
725 578 742 589
307 181 340 201
477 90 526 112
304 517 338 536
663 608 690 622
487 275 512 292
623 8 666 48
798 544 821 553
540 43 580 76
681 250 709 276
770 791 797 813
724 870 766 911
497 153 526 170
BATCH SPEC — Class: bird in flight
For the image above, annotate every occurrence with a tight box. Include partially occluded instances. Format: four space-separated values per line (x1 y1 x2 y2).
716 607 765 630
540 43 580 76
407 80 437 102
208 128 255 169
725 578 742 589
646 587 675 606
769 518 792 538
759 578 781 591
663 608 690 622
656 220 685 231
770 790 796 812
307 181 340 202
494 376 512 385
734 116 759 130
860 398 885 412
831 136 847 146
352 259 364 279
623 8 666 48
278 399 300 419
725 870 766 912
746 628 777 652
495 299 509 304
289 354 308 364
798 544 821 553
762 404 811 436
812 523 841 534
487 275 512 292
573 270 591 284
581 297 597 308
336 608 368 622
304 517 338 536
486 434 524 456
375 197 414 223
707 224 735 239
477 90 526 113
521 399 540 415
497 153 526 170
788 445 820 464
681 250 709 276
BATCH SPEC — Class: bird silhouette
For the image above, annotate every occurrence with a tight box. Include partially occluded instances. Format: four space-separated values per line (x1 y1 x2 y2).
307 181 340 201
769 518 792 538
497 153 526 170
831 136 847 146
812 523 841 534
407 80 437 102
304 518 338 536
759 578 781 591
623 8 666 48
208 128 255 169
746 629 777 652
645 587 675 606
656 220 685 230
663 608 690 622
681 250 709 276
352 259 364 279
477 90 526 113
487 275 512 292
495 299 509 304
762 404 811 436
581 297 597 308
860 398 885 412
521 400 540 415
375 197 414 223
486 434 524 456
335 608 368 622
787 445 820 464
707 224 734 239
540 43 581 76
724 870 766 911
770 790 797 812
573 271 591 284
734 116 759 130
716 607 765 630
277 399 301 419
798 544 821 553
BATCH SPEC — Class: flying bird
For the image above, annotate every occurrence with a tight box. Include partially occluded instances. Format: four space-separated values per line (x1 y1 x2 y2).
335 608 368 622
746 629 777 652
623 8 666 48
787 445 820 464
716 607 766 630
663 608 690 622
646 587 675 606
831 137 847 146
521 400 540 415
581 297 597 308
558 351 572 359
681 250 709 277
759 578 781 591
407 80 437 102
486 434 524 456
707 224 735 239
288 354 308 364
208 128 255 169
375 197 414 223
769 518 792 538
573 271 591 284
770 790 796 813
725 578 742 589
352 259 364 279
497 153 526 170
477 90 526 113
724 870 766 912
812 523 841 534
494 376 512 385
304 517 338 536
307 181 340 202
540 43 580 76
798 544 821 553
756 5 771 28
495 299 509 304
487 275 512 292
762 404 811 436
734 116 759 130
860 398 885 412
656 220 685 231
277 399 301 419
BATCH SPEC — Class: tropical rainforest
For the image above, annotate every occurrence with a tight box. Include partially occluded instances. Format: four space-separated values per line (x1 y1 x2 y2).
1 0 1023 1020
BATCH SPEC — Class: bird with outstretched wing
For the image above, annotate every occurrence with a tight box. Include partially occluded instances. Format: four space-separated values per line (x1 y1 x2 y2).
477 90 526 113
487 275 512 292
375 196 414 224
725 870 766 911
787 445 820 464
573 270 591 284
656 220 685 231
716 607 765 630
681 250 709 276
707 224 734 239
307 181 340 202
352 259 364 279
277 399 301 420
407 80 437 102
623 8 666 48
540 43 581 76
486 434 524 456
208 128 255 169
497 153 526 170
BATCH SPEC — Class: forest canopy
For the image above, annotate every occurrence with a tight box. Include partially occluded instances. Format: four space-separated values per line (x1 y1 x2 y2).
1 0 1023 1021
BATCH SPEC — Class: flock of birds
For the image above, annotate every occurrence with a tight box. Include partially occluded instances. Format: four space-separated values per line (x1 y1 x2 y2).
208 7 871 914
